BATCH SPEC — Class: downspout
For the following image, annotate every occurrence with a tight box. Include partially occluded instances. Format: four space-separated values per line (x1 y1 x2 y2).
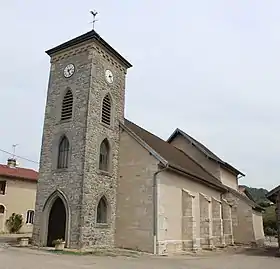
153 164 168 255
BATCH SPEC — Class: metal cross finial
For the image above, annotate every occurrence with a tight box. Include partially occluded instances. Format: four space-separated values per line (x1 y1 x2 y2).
90 10 98 30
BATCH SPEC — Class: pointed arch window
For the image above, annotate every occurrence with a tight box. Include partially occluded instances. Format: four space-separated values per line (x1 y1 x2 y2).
101 94 111 125
97 196 108 224
57 136 70 169
99 139 110 171
61 89 73 121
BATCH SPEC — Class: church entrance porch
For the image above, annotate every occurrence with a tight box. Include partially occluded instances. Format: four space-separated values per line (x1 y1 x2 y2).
47 197 66 246
40 190 70 248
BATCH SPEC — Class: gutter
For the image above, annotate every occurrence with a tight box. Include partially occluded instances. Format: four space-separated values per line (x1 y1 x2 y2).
153 164 168 255
237 174 245 180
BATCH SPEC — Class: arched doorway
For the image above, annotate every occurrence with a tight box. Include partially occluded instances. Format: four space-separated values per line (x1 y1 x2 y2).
47 197 66 246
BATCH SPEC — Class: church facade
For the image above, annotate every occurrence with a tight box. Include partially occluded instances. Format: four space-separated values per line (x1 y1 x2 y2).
32 30 264 254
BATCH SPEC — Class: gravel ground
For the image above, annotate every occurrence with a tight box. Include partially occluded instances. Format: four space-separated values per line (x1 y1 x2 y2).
0 245 280 269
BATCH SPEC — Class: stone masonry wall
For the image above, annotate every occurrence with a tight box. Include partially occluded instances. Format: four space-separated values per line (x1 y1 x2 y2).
33 37 129 249
79 41 128 249
222 199 234 245
182 189 197 250
211 197 224 247
199 193 213 249
33 45 93 248
223 192 258 245
115 130 157 253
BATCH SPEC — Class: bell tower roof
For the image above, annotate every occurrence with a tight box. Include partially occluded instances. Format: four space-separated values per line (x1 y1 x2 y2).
45 30 132 69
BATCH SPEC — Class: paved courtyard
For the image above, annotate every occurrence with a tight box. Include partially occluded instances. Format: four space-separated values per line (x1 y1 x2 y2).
1 245 279 269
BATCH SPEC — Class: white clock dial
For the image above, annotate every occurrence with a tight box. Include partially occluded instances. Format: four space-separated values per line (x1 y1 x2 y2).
63 64 75 78
105 69 114 84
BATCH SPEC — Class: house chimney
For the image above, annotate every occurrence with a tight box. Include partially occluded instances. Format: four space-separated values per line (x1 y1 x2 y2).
7 158 17 168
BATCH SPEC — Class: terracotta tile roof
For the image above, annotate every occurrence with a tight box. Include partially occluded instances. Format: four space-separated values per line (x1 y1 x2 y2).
124 119 226 191
0 164 38 182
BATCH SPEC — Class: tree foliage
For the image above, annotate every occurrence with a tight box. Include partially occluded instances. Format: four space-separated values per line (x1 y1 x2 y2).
5 213 23 233
240 185 270 204
242 185 277 236
263 205 277 235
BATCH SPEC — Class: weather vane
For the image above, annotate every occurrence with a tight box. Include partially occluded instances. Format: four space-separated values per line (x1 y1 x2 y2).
12 144 18 159
90 10 98 30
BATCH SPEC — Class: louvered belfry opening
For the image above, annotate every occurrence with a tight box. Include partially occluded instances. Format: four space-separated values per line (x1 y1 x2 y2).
61 89 73 121
57 136 70 169
101 94 111 125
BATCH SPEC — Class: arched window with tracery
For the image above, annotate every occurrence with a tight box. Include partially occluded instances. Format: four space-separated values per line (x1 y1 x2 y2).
97 196 108 224
57 136 70 169
99 139 110 171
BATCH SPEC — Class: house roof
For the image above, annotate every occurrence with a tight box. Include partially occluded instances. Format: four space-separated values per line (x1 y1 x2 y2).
123 119 226 191
0 164 38 182
266 185 280 203
167 128 245 176
238 186 256 202
46 30 132 69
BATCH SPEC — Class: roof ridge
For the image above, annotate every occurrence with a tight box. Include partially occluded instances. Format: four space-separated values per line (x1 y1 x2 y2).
0 164 38 182
175 128 223 161
0 164 38 172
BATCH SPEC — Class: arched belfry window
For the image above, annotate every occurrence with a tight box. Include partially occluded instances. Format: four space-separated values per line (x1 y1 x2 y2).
101 94 111 125
61 89 73 121
57 136 70 169
99 139 110 171
97 196 108 224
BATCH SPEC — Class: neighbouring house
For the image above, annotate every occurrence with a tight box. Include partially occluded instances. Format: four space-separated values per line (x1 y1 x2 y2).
0 158 38 233
32 28 264 254
167 128 265 246
266 185 280 251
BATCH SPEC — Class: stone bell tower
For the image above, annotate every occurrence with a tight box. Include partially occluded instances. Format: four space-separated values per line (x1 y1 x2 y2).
32 30 132 249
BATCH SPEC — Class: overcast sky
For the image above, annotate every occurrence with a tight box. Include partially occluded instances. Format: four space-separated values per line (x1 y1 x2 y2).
1 1 279 190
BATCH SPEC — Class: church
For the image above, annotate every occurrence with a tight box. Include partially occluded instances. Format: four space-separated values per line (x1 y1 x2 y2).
32 29 264 254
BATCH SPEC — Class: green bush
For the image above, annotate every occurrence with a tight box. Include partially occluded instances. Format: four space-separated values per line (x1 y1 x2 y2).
264 226 277 236
263 205 278 235
6 213 23 233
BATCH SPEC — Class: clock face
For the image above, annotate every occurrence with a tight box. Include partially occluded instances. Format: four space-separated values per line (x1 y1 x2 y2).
105 69 114 84
63 64 75 78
